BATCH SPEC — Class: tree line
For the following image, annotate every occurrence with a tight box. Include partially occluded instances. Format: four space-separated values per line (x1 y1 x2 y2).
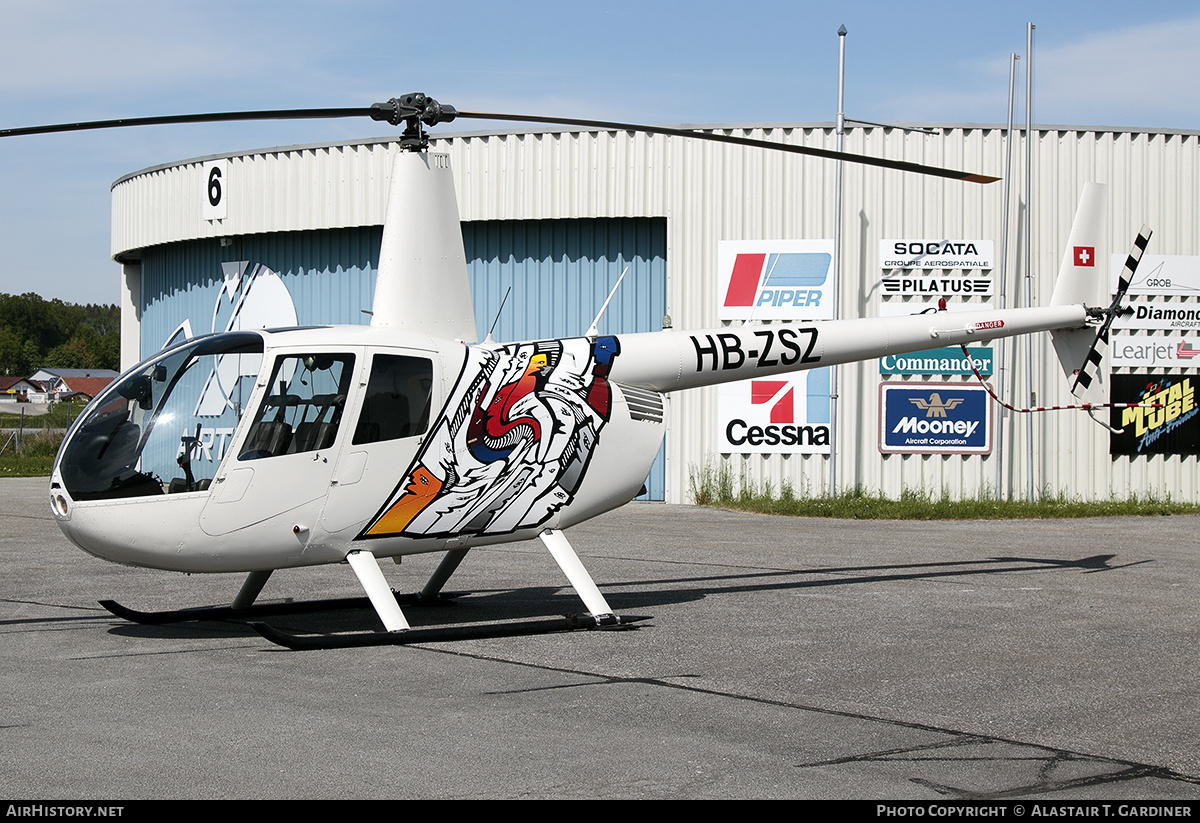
0 292 120 375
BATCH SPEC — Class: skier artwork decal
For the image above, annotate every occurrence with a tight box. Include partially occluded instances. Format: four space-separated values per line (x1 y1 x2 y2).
359 336 620 540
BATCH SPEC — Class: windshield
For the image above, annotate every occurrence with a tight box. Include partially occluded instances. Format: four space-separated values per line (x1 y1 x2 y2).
56 332 264 501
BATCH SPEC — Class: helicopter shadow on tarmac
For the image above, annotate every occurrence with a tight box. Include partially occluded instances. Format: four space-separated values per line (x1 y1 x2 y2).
92 549 1150 644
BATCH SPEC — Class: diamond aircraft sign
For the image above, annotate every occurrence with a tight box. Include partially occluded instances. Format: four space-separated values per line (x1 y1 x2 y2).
718 240 834 320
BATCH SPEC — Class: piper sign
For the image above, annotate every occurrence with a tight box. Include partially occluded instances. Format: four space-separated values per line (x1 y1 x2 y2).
718 240 835 321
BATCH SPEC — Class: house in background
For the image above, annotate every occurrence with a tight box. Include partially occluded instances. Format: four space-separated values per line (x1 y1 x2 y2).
0 376 40 403
27 368 118 403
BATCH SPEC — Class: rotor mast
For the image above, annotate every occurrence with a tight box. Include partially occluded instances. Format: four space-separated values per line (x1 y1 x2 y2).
368 95 477 341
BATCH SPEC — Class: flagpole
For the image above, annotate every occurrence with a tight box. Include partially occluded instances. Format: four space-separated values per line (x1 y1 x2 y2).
997 52 1018 499
829 23 846 499
1024 21 1036 504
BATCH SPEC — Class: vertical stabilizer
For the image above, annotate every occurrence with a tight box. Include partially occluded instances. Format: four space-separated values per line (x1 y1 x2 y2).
371 151 478 342
1050 182 1108 308
1050 183 1108 406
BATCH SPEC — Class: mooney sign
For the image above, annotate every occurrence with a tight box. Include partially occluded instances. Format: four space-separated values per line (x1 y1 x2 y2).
879 382 992 454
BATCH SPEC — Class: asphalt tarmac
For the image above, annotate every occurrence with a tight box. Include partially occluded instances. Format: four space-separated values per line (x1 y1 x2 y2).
2 477 1199 800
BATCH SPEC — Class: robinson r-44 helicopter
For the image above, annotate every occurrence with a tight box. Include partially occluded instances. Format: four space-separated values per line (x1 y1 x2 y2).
6 94 1148 649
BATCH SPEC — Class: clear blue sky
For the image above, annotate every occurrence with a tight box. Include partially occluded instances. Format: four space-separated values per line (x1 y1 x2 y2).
2 0 1198 305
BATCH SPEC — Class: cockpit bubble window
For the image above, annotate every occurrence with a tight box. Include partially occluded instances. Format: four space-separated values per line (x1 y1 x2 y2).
239 353 355 460
352 354 434 445
56 332 263 501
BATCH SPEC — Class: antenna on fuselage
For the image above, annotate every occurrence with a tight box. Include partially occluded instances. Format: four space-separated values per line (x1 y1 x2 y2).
586 266 629 338
482 286 512 346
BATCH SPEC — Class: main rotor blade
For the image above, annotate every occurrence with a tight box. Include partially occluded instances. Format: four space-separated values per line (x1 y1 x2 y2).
456 110 1000 184
1 97 1000 184
0 107 377 138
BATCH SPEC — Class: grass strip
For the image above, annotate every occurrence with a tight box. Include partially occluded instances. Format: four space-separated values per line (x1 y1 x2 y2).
689 462 1200 520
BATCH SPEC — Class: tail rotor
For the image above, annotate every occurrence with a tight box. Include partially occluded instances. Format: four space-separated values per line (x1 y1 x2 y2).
1070 226 1151 405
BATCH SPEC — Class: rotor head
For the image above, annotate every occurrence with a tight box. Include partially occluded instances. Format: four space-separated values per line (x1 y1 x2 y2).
369 93 458 151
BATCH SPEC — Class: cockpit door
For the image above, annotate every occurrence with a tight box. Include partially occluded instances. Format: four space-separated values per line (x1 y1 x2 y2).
319 346 446 537
199 349 359 539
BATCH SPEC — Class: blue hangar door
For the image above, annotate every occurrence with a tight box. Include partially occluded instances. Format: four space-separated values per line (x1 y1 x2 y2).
462 217 667 501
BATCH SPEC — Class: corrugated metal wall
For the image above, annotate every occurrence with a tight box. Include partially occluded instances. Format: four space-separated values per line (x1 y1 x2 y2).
139 228 381 350
114 124 1200 504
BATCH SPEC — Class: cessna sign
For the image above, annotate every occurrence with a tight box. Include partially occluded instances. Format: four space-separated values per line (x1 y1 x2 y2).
718 370 831 453
718 240 834 321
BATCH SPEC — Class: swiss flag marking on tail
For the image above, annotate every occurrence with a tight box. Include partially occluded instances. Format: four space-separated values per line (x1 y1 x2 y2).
1073 246 1095 267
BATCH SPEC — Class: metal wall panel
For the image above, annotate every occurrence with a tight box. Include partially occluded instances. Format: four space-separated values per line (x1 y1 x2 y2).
115 124 1200 504
139 227 381 354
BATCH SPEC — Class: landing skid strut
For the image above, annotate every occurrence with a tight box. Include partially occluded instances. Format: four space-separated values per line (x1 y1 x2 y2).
100 527 648 649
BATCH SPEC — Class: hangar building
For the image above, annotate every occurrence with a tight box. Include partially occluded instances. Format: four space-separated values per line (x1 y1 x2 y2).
111 122 1200 503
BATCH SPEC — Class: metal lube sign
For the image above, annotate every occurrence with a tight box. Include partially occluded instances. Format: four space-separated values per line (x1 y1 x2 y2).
1109 373 1200 455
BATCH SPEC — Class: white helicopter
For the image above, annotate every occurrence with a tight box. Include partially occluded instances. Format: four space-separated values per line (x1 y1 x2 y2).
9 95 1147 648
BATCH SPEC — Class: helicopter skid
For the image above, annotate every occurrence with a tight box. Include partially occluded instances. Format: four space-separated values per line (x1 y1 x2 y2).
98 591 456 626
250 613 650 650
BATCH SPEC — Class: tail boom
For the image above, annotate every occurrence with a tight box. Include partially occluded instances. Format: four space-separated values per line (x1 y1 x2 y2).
611 304 1089 393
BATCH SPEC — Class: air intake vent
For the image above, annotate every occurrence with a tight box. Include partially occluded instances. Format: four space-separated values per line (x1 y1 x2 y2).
616 382 664 423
